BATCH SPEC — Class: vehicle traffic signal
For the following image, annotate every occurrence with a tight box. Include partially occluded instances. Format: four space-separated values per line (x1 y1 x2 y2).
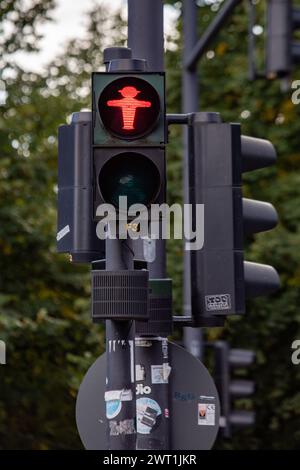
213 341 255 438
266 0 300 78
189 113 280 326
92 71 166 222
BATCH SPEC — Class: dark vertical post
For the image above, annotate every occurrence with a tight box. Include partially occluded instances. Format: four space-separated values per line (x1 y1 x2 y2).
128 0 171 450
128 0 164 72
248 0 256 81
128 0 165 279
102 48 137 451
182 0 203 360
105 236 136 450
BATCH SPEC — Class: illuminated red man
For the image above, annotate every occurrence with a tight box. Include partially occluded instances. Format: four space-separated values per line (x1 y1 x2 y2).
107 86 151 130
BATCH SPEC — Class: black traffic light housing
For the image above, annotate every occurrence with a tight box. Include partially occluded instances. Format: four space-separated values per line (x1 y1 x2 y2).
189 113 280 326
266 0 300 79
89 53 172 332
92 71 166 223
57 112 105 263
213 341 255 438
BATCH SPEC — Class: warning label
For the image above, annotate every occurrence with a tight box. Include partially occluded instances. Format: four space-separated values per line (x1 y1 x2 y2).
198 403 216 426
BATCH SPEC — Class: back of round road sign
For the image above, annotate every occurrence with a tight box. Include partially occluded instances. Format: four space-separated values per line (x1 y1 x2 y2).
76 341 220 450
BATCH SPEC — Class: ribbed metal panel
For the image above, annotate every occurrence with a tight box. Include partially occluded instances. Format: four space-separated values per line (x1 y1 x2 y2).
136 279 172 336
92 270 149 321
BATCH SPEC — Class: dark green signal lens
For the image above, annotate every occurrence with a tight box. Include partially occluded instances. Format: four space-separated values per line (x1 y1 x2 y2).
99 152 161 208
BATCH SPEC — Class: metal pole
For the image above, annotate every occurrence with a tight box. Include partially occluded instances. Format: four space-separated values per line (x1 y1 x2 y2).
182 0 203 360
105 235 136 450
128 0 164 72
248 0 256 81
128 0 171 450
128 0 165 279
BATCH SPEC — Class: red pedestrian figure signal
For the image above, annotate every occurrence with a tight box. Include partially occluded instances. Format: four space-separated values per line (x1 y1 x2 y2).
107 86 151 130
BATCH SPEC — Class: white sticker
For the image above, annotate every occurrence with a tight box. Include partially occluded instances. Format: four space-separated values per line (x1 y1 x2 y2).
205 294 231 311
163 363 171 381
104 389 133 402
136 364 146 382
135 339 152 348
143 238 156 263
162 339 168 359
151 364 171 384
129 340 134 384
56 224 70 241
198 403 216 426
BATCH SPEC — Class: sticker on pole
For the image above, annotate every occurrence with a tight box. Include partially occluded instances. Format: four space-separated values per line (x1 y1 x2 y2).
136 364 146 382
106 400 121 420
151 364 171 384
56 224 70 241
198 403 216 426
137 397 161 434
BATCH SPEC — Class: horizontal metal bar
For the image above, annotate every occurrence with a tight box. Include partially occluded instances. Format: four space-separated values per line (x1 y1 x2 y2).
185 0 243 71
292 41 300 64
167 113 190 125
230 410 255 427
173 315 194 325
293 7 300 30
229 379 255 397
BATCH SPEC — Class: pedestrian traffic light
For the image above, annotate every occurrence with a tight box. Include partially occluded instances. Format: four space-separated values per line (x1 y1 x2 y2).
189 113 280 326
92 71 166 222
266 0 300 78
213 341 255 438
57 112 105 263
99 77 161 139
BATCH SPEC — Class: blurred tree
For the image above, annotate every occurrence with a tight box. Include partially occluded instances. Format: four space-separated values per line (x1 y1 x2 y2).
166 0 300 449
1 0 300 450
0 3 125 450
0 0 56 70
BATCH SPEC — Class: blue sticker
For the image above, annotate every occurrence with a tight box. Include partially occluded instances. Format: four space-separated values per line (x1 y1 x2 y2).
106 400 122 420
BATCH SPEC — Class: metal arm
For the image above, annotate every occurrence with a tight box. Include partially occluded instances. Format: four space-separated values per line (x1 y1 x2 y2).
185 0 243 71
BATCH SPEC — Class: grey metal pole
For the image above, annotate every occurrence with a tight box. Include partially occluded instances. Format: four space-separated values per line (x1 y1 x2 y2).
105 235 136 450
128 0 165 280
128 0 171 450
248 0 256 81
182 0 203 360
102 48 137 451
128 0 164 72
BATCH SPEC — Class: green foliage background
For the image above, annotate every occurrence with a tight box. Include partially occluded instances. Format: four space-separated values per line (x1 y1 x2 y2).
0 0 300 449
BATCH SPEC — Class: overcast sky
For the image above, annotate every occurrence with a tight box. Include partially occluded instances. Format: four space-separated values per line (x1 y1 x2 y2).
14 0 178 72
